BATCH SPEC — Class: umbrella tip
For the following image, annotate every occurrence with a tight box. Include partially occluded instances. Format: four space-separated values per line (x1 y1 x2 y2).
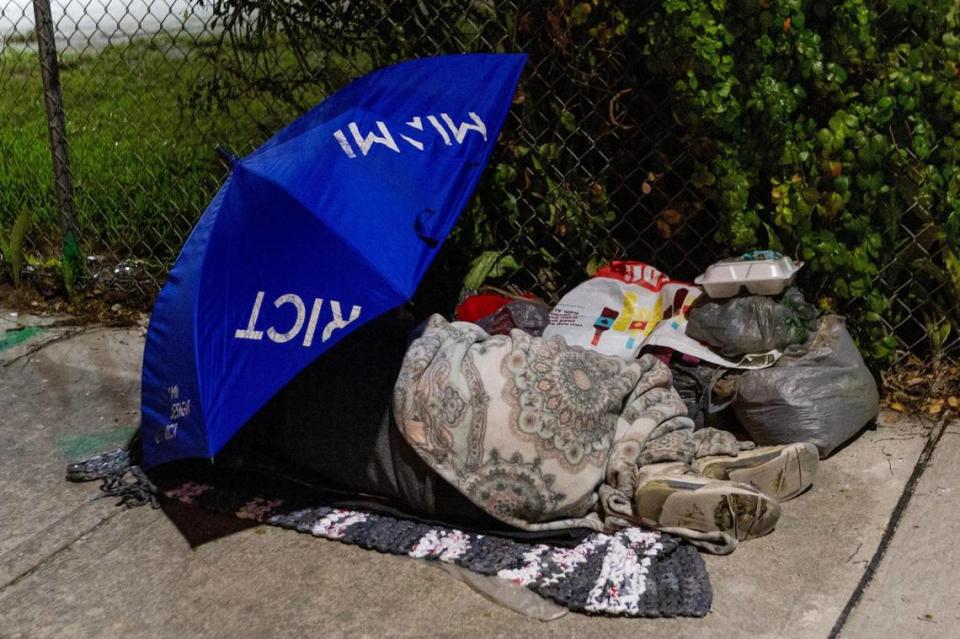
215 145 239 167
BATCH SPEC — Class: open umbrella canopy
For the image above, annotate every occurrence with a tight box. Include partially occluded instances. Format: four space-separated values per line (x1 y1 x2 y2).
141 54 526 467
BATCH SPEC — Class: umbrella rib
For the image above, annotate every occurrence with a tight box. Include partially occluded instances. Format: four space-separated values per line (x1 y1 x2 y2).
242 123 431 220
192 173 236 460
234 164 411 301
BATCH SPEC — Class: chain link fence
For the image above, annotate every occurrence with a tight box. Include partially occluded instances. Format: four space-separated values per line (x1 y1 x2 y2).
1 0 957 363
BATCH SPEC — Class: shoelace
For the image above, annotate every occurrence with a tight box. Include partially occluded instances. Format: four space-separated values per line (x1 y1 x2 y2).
97 464 159 508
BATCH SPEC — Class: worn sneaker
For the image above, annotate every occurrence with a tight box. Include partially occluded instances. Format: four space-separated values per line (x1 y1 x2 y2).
633 463 781 543
695 442 818 502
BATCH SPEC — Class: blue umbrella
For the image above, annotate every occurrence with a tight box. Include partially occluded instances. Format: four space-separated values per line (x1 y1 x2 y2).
141 54 526 467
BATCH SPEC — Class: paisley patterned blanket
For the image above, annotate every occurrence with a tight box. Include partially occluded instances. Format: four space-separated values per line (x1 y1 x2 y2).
393 315 707 533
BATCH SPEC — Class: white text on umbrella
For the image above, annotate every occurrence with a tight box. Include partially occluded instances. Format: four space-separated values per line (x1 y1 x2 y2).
234 291 362 346
333 112 487 158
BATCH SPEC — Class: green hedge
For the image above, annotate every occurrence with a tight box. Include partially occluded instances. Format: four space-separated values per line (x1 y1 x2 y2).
640 0 960 362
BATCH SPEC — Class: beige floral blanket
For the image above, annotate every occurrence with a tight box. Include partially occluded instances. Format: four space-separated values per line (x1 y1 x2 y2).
392 315 705 532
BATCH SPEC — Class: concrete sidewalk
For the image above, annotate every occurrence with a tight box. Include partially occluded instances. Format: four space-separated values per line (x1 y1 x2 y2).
0 314 952 638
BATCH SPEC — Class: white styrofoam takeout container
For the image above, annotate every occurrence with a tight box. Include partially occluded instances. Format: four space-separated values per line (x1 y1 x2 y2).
694 252 804 298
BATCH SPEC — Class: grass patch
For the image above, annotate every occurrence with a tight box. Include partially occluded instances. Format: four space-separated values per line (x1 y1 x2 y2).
0 35 311 271
3 29 36 45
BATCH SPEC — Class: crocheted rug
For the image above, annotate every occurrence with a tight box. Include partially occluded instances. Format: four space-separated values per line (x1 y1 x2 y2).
161 476 711 617
68 450 711 618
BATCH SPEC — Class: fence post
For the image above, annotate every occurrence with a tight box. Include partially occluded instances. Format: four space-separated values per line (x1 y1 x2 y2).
32 0 82 296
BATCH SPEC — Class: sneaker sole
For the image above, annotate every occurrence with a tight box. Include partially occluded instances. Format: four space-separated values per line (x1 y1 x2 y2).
702 443 819 502
635 478 781 541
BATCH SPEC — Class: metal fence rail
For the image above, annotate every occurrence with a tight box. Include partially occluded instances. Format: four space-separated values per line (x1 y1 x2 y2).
1 0 957 362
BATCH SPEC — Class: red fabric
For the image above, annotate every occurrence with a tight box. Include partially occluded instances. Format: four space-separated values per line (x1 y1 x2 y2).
594 261 698 292
455 293 513 322
594 261 668 291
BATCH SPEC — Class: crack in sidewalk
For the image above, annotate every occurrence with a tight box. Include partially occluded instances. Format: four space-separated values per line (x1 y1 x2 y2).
0 506 122 593
2 327 96 368
828 411 955 638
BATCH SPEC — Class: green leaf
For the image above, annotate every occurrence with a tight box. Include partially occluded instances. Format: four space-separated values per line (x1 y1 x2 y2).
61 231 82 297
762 222 785 253
5 208 32 289
585 256 602 276
538 143 560 161
463 251 520 290
488 254 521 279
691 165 716 187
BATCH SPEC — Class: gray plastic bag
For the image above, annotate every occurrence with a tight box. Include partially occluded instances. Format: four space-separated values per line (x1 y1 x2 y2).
732 315 879 458
686 287 818 357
